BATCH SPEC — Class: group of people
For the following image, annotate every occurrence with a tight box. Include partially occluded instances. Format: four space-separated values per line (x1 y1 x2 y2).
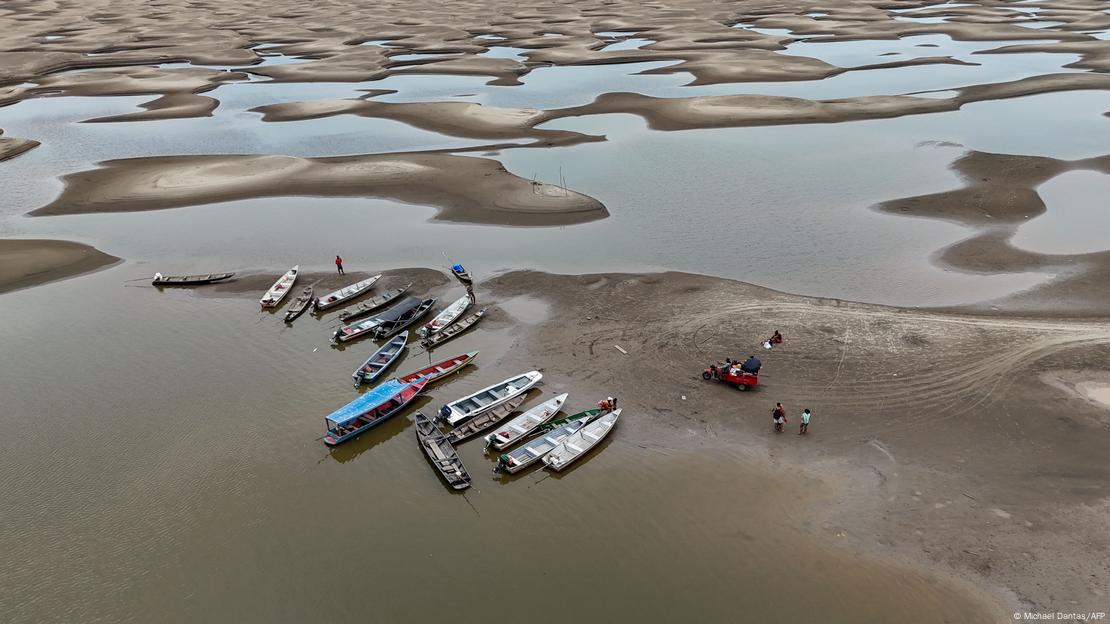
771 403 812 435
597 396 618 412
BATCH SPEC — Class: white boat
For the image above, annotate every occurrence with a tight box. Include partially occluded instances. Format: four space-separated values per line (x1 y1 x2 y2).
496 416 589 474
418 294 472 338
438 371 543 427
543 409 620 472
260 265 298 308
484 393 568 451
333 316 382 343
314 274 381 310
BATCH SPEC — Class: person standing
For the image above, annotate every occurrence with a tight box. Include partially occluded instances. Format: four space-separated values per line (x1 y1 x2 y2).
799 408 811 435
335 255 345 274
772 403 786 433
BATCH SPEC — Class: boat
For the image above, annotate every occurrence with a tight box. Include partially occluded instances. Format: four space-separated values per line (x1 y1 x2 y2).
438 371 543 427
483 393 568 451
152 272 234 286
495 416 590 474
397 351 478 386
417 294 472 338
414 412 471 490
283 286 315 323
445 392 527 444
314 274 382 311
260 266 298 308
450 263 472 284
333 315 382 343
352 334 407 387
337 282 413 322
322 378 427 446
543 409 621 471
534 408 599 437
421 307 486 349
373 297 437 340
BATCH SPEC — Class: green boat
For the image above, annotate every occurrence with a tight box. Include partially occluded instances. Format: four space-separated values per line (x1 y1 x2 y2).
533 408 599 436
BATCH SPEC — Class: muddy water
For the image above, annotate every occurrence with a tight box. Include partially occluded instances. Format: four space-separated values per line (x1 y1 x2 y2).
1011 170 1110 255
0 273 1000 623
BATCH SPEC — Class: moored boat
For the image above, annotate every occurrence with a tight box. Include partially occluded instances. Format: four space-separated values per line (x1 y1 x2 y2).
445 392 528 444
283 285 315 323
439 371 543 427
495 416 590 474
373 297 437 340
543 409 621 471
421 307 486 349
337 282 413 322
414 412 471 490
450 263 472 284
314 274 382 310
483 393 568 451
352 334 407 387
333 315 382 343
322 378 426 446
260 266 298 308
152 271 234 286
397 351 478 386
418 294 472 338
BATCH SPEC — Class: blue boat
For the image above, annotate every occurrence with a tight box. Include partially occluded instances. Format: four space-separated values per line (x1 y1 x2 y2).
322 378 427 446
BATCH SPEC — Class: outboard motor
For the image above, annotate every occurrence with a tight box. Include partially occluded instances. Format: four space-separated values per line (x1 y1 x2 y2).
438 404 452 421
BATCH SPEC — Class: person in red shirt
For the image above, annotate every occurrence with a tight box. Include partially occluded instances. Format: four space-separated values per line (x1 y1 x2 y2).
335 255 344 275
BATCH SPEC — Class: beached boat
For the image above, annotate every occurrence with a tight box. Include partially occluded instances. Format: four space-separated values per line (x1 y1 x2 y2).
336 282 413 322
260 265 298 308
333 315 382 343
322 378 426 446
483 393 568 451
283 286 315 323
438 371 543 427
420 307 486 349
534 408 599 437
445 392 527 444
495 416 590 474
543 409 621 471
417 294 472 338
352 334 407 387
450 263 472 284
414 412 471 490
314 274 381 311
397 351 478 386
152 271 234 286
373 297 436 339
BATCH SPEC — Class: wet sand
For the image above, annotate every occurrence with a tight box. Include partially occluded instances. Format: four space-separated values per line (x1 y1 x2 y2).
0 238 119 294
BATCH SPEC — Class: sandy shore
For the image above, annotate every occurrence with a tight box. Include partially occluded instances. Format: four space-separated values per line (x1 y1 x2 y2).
477 269 1110 616
0 239 119 295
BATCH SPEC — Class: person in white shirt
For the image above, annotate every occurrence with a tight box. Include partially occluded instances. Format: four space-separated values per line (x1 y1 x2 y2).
799 408 812 435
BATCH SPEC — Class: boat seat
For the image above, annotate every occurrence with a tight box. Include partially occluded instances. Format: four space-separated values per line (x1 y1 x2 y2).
583 431 599 441
567 443 584 453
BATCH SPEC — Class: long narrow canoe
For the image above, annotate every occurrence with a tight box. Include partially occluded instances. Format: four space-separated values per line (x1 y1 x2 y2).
450 263 472 284
418 294 472 338
152 272 234 286
322 378 427 446
337 282 413 322
439 371 543 427
352 334 407 387
421 308 486 349
283 286 315 323
543 409 621 471
534 408 600 437
398 351 478 386
374 297 436 340
333 316 382 343
315 274 382 310
445 392 527 444
415 412 471 490
484 393 568 451
260 265 298 308
496 417 589 474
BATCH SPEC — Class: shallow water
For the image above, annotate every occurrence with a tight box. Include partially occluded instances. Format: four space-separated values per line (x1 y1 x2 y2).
1011 170 1110 255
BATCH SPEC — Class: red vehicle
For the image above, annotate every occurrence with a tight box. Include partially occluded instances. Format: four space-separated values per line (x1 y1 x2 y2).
703 362 759 390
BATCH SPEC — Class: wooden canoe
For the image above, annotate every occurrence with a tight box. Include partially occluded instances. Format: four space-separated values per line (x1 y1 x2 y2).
152 272 234 286
415 412 471 490
496 417 590 474
397 351 478 387
314 274 382 310
373 297 436 340
352 334 407 387
283 286 315 323
336 282 413 322
450 263 472 284
260 266 298 308
322 378 427 446
417 294 472 338
543 409 620 471
421 307 486 349
439 371 543 427
445 392 527 444
484 393 568 451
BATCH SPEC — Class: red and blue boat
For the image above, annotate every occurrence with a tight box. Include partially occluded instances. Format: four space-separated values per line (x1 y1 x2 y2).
323 378 427 446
